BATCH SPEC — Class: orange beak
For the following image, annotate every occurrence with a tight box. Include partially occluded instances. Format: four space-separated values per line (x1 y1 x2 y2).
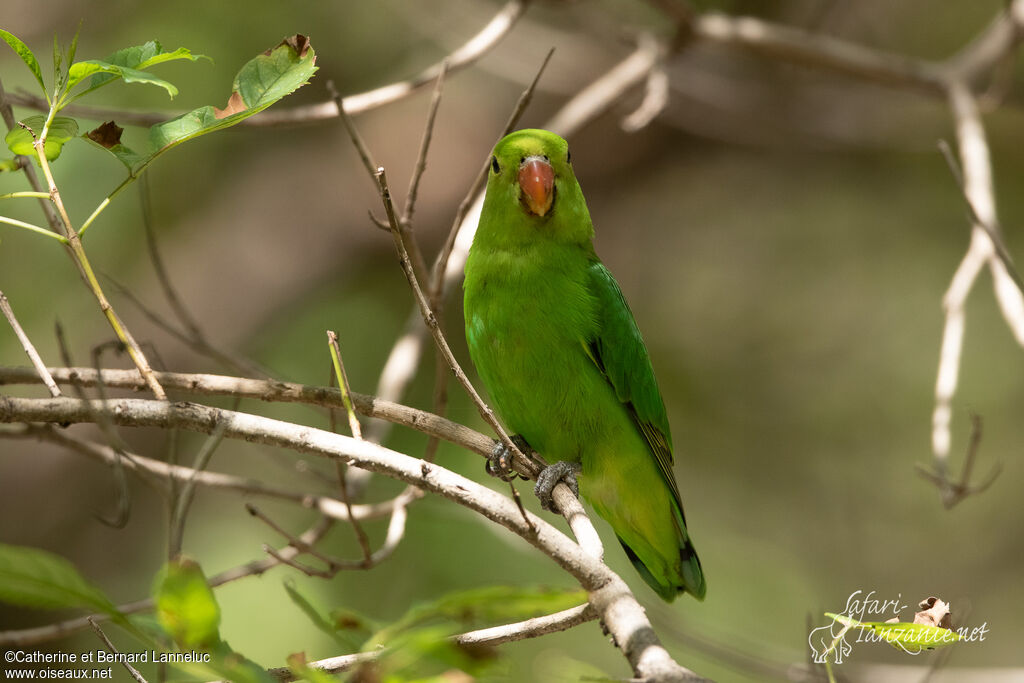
518 157 554 217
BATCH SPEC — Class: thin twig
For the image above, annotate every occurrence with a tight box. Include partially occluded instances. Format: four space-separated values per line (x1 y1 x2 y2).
327 331 363 440
375 167 536 477
0 291 60 397
936 139 1023 293
402 60 449 227
55 324 133 529
89 340 133 529
169 422 229 557
248 504 346 576
87 618 148 683
428 47 555 302
916 414 1002 509
330 82 430 288
105 274 271 379
133 178 270 379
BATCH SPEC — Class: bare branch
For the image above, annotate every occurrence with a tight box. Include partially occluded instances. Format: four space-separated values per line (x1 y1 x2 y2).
266 603 597 680
0 423 415 522
621 36 671 133
0 395 702 680
916 414 1002 509
929 80 1021 501
169 423 228 557
0 365 497 457
87 618 148 683
403 60 449 227
0 291 61 397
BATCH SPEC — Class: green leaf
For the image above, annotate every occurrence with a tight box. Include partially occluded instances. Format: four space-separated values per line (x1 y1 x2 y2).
5 115 79 161
66 24 81 66
0 30 46 96
828 613 963 654
0 543 120 616
0 158 20 172
283 579 357 649
67 60 179 98
146 35 316 161
85 41 208 92
154 557 221 649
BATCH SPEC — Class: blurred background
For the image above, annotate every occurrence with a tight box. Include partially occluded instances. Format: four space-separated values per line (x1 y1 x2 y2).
2 0 1023 681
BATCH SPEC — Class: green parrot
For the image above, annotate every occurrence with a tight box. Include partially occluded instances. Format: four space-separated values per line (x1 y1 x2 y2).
463 128 705 602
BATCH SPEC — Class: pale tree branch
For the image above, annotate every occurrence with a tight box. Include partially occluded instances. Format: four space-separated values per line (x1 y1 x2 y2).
0 365 497 456
0 291 61 397
0 422 417 523
923 78 1017 507
0 395 702 681
266 603 598 681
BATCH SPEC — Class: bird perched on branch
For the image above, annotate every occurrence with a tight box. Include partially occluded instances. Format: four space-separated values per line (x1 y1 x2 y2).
463 129 705 601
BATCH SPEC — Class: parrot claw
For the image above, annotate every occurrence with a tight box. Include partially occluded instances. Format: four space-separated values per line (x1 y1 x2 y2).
534 460 581 512
486 435 532 482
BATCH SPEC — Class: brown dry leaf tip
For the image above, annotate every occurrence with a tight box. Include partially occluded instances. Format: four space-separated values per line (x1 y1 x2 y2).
87 121 123 148
214 91 247 120
915 596 953 629
270 34 311 59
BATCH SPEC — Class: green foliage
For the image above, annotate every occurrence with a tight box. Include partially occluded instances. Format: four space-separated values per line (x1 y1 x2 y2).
284 578 370 651
153 557 222 649
79 41 209 96
145 36 316 163
285 582 584 680
0 543 121 616
151 558 277 683
4 115 78 160
0 29 47 98
1 29 316 240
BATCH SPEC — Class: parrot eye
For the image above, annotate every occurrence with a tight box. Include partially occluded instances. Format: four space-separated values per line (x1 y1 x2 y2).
491 156 500 174
567 149 572 164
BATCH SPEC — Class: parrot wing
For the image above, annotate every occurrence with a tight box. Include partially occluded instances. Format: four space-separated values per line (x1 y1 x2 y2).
583 261 683 508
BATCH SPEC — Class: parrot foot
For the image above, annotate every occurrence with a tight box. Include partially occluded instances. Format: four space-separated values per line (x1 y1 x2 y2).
486 434 532 482
534 460 581 512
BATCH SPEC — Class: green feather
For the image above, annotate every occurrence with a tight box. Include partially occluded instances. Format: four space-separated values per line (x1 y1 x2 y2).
464 129 705 601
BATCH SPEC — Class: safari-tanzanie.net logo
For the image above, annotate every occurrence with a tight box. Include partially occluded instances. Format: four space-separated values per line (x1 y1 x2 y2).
808 591 988 667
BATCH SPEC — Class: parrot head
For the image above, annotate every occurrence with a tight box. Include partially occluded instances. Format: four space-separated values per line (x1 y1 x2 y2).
481 129 594 246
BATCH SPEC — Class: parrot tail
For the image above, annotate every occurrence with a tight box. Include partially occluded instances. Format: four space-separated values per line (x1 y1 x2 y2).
619 534 706 602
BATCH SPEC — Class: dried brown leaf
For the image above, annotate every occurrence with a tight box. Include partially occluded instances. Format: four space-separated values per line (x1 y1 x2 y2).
214 91 246 119
915 596 952 629
86 121 123 149
277 34 311 59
